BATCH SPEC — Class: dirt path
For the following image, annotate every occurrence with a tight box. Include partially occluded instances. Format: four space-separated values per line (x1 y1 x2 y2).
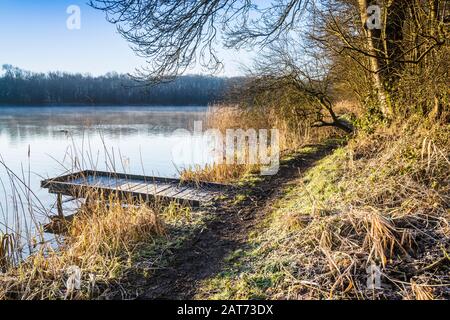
137 143 337 299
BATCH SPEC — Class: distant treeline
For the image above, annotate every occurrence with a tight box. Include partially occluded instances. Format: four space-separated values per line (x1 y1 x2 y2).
0 65 238 106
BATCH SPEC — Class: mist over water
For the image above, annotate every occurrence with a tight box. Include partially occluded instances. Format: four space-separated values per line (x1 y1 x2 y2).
0 106 210 236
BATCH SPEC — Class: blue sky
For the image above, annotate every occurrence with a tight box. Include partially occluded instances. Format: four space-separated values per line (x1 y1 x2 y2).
0 0 253 76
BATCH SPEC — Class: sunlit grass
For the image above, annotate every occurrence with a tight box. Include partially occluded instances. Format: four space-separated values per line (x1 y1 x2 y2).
0 192 166 300
196 120 450 300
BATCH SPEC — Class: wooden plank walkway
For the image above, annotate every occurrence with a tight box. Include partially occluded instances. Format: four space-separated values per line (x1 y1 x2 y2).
41 170 230 210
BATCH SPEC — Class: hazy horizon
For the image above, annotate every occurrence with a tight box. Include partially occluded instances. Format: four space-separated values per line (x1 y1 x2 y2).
0 64 244 79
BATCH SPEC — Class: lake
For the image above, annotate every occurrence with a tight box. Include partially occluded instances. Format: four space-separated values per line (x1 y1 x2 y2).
0 106 211 239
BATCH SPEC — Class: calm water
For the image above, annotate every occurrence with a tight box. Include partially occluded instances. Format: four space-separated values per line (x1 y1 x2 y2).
0 106 211 237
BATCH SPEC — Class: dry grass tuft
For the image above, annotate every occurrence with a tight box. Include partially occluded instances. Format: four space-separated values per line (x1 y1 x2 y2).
410 281 435 300
207 104 339 152
0 193 165 300
0 234 18 272
181 163 259 184
181 104 340 183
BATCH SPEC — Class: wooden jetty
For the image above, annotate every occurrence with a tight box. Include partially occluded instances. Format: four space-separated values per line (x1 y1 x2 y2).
41 170 229 216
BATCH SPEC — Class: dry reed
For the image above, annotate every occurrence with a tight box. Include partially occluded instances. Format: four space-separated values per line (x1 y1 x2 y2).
0 192 165 300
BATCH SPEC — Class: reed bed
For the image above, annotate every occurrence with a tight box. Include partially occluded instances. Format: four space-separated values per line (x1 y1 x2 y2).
181 103 341 183
0 133 170 300
0 192 166 300
206 104 339 152
181 163 257 184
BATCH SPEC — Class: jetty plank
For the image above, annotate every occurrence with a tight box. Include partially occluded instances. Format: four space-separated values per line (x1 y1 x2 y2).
41 170 232 208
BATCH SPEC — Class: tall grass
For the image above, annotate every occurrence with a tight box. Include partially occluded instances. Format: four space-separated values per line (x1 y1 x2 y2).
206 103 337 152
181 103 341 183
0 153 50 275
181 163 258 184
0 190 168 299
0 132 171 299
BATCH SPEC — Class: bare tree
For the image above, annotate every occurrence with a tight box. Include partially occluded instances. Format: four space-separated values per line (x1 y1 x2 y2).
90 0 449 121
89 0 310 81
314 0 449 118
243 37 354 133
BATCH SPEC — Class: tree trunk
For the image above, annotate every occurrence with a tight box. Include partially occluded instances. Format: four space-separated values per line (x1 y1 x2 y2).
428 0 444 121
384 0 408 86
358 0 392 118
